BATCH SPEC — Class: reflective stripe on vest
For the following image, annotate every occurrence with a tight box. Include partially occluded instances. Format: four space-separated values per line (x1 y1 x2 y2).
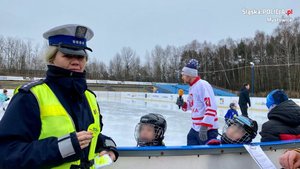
30 83 100 169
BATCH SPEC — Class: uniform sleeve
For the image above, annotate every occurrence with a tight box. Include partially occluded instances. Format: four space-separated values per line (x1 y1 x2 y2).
96 134 119 161
260 122 280 142
0 92 81 169
198 85 217 128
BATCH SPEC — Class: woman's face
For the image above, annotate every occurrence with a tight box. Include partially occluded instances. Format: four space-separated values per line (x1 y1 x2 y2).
225 124 246 141
52 51 87 72
139 124 155 142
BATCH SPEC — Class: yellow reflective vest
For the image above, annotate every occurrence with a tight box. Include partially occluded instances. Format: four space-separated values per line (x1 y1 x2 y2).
30 83 100 169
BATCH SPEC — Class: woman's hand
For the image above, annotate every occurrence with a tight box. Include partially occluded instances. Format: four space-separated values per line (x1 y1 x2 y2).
99 150 116 162
76 131 93 149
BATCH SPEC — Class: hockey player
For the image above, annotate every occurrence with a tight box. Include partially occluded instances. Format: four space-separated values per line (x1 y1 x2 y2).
135 113 167 146
224 103 238 124
207 116 258 145
181 59 219 145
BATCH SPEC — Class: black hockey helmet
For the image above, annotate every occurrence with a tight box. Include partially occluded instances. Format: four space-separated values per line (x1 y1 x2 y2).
135 113 167 146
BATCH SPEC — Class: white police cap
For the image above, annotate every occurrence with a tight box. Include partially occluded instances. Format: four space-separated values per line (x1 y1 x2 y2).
43 24 94 57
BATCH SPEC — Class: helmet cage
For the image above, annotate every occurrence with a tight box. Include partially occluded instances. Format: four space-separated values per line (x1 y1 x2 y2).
221 119 254 144
135 123 164 146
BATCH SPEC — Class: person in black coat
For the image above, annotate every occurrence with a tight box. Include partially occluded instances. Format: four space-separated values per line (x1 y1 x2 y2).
238 83 251 117
0 24 118 169
260 89 300 142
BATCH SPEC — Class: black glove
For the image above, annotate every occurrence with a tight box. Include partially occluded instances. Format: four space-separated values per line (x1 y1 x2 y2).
5 98 10 101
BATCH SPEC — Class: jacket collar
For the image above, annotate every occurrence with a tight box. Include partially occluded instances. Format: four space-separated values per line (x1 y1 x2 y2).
189 76 201 86
45 65 87 100
46 65 86 78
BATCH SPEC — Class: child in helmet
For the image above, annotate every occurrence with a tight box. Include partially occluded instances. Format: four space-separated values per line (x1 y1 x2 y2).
221 116 258 144
207 116 258 145
224 103 238 124
135 113 167 146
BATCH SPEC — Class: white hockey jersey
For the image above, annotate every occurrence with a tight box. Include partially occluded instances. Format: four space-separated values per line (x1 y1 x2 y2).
186 77 219 131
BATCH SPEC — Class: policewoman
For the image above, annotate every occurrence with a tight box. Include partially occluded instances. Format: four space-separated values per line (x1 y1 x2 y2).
0 24 118 169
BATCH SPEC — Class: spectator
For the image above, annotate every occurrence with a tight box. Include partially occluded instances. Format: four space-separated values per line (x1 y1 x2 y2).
260 89 300 142
238 83 251 117
0 89 9 111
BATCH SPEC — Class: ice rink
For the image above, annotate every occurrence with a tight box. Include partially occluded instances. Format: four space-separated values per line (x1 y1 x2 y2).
97 93 268 146
0 90 269 147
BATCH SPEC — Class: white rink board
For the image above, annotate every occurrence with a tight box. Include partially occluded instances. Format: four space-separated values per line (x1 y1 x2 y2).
107 149 285 169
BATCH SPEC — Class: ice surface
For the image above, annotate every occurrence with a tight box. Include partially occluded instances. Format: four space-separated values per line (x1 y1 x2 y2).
98 96 267 146
0 90 268 147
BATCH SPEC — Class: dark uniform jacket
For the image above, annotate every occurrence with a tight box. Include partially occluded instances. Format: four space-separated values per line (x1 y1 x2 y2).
0 65 118 169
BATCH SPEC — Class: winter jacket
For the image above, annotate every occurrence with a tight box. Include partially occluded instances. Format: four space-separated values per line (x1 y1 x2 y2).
238 87 251 107
224 109 238 122
0 65 118 169
260 100 300 142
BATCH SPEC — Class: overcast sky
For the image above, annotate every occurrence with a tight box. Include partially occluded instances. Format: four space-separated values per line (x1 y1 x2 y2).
0 0 299 64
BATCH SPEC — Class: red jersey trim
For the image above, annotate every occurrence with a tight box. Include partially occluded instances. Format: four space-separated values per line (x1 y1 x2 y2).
189 76 201 86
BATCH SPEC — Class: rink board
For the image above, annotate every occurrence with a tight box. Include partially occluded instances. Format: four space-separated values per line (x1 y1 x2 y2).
107 140 300 169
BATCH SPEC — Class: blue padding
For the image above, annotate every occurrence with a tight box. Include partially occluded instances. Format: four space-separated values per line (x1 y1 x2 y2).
153 84 236 96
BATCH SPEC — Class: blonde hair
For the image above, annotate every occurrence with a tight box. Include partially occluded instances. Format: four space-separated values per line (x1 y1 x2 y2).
44 46 58 63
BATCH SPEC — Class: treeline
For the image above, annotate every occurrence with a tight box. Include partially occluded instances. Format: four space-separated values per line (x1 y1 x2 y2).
1 17 300 96
0 37 46 77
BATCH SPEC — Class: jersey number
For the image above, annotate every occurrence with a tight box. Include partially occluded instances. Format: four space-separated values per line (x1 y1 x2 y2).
204 97 211 107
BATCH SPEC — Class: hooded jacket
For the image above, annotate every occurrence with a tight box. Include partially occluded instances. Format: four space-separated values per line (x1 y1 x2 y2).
260 100 300 142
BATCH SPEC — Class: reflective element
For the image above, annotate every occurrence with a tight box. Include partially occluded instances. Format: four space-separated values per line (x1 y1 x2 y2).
58 134 75 158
